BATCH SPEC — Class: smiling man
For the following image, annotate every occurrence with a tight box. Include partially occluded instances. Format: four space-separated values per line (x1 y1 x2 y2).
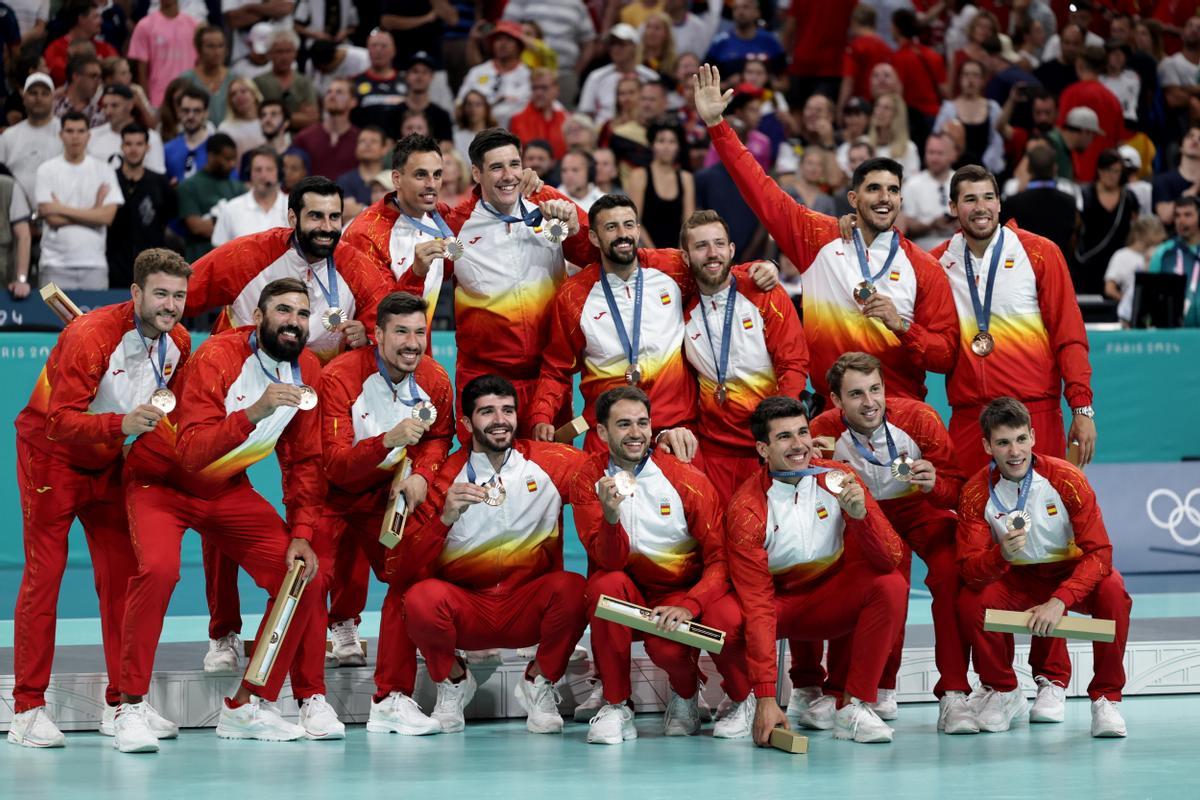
956 397 1130 739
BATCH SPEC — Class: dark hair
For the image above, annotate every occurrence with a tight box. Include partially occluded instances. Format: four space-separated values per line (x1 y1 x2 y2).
979 397 1031 440
562 147 596 182
1026 85 1053 104
205 132 236 155
1027 144 1057 180
60 110 89 128
1175 195 1200 215
461 374 518 417
246 145 282 175
646 118 685 167
63 1 94 30
260 98 288 117
178 85 211 109
892 8 919 40
749 396 808 443
596 386 651 426
65 53 100 82
309 39 337 68
361 125 388 144
1096 147 1123 174
588 192 639 230
850 157 903 191
288 175 343 216
523 138 553 157
133 248 192 287
826 352 883 397
120 122 149 142
194 23 225 51
376 291 429 329
468 127 521 168
257 277 308 313
1078 45 1106 74
392 133 441 170
950 164 1000 202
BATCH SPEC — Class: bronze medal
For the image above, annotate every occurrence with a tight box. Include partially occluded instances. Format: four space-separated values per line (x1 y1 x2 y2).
625 363 641 385
854 281 877 306
412 401 438 425
825 470 850 495
890 454 915 482
483 478 507 507
1005 510 1032 533
151 387 176 414
714 384 727 404
322 307 343 331
613 470 637 496
971 331 995 357
297 384 318 411
443 238 465 260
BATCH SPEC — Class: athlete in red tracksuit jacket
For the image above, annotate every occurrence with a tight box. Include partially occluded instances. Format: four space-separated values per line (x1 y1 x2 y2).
9 253 191 748
713 395 907 745
956 397 1130 738
118 282 333 745
318 292 453 730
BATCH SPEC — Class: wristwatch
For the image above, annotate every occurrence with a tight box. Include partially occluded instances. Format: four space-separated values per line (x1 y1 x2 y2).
1071 405 1095 419
16 274 27 284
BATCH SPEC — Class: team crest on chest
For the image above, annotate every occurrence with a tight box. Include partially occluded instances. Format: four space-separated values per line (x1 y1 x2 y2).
526 478 538 493
659 499 672 516
816 504 829 520
1004 258 1015 269
741 315 754 329
1046 502 1059 517
888 269 901 282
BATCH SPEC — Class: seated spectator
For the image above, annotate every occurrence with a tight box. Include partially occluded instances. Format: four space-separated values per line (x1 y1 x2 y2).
1119 144 1153 217
934 59 1005 173
1153 125 1200 228
1000 143 1079 250
258 98 292 157
1074 149 1139 294
217 77 265 160
1034 21 1082 98
1010 10 1047 71
522 139 555 182
562 113 599 154
834 96 871 175
866 92 919 176
293 78 359 180
399 50 453 144
34 111 123 290
626 119 693 248
1105 215 1166 325
349 29 404 132
594 147 623 195
456 20 531 129
254 29 318 132
211 146 287 246
1147 196 1200 327
163 85 213 183
503 0 597 104
558 148 604 212
305 40 369 98
577 24 658 125
44 1 117 86
180 25 234 124
400 109 432 138
510 68 568 161
901 132 959 251
157 76 191 141
229 21 273 81
610 79 671 175
101 55 158 130
107 124 175 288
452 89 496 165
89 83 165 172
126 0 198 109
1100 44 1139 127
336 126 388 218
740 54 789 157
786 147 838 216
53 54 106 129
281 150 308 192
640 11 678 75
176 132 242 261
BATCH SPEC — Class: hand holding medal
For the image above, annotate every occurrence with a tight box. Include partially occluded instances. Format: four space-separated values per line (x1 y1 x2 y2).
907 458 937 493
536 199 579 244
834 477 868 519
440 481 490 526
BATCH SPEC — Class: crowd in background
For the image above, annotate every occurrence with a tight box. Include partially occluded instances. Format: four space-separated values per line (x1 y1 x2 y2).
2 0 1200 327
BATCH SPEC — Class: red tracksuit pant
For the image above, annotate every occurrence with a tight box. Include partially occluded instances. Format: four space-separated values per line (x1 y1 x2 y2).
694 442 760 505
12 440 136 712
404 571 587 683
314 510 419 699
950 397 1067 476
120 480 326 702
959 569 1131 701
713 564 908 704
584 570 750 705
202 538 242 639
326 513 371 627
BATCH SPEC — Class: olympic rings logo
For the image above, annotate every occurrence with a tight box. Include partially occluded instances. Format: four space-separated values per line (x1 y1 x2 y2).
1146 488 1200 547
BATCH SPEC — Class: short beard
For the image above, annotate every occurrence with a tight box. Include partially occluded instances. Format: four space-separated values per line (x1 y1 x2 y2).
605 237 637 266
296 224 341 259
472 424 513 454
259 320 307 361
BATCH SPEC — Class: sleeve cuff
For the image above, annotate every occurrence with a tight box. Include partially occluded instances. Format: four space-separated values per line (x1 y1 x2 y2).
752 683 777 699
680 597 702 617
1066 391 1094 409
106 413 126 439
1051 588 1075 609
289 523 315 541
898 321 924 349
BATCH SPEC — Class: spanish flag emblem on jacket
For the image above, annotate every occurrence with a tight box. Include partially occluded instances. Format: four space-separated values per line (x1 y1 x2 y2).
1046 502 1058 517
526 478 538 493
816 504 829 520
660 499 672 516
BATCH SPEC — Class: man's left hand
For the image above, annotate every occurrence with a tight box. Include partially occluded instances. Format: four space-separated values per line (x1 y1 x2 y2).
337 319 369 348
747 260 779 290
1026 597 1066 637
1068 414 1097 467
286 538 319 581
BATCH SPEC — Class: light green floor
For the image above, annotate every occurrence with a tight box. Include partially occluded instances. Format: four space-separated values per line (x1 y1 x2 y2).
4 696 1195 800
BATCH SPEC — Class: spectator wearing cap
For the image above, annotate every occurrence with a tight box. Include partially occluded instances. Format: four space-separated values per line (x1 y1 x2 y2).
164 85 214 183
230 21 273 80
704 0 784 80
223 0 293 63
180 25 235 124
176 131 242 261
0 73 62 203
293 77 359 179
350 28 405 132
577 24 658 126
53 54 106 128
703 83 772 171
667 0 724 64
88 83 166 173
510 67 568 160
839 5 893 111
43 1 118 86
125 0 198 108
782 0 852 106
454 20 531 128
1056 106 1105 182
398 51 453 143
890 8 944 130
1057 45 1124 183
1152 125 1200 227
306 38 370 97
502 0 596 106
254 28 319 132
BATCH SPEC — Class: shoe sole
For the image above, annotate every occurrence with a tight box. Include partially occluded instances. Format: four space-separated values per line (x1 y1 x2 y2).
587 729 637 744
304 728 347 740
115 740 159 753
834 727 894 743
711 728 752 739
1030 711 1065 723
433 717 465 733
334 657 367 668
215 725 302 741
1092 729 1127 738
796 717 834 731
365 721 442 736
941 723 981 735
526 720 564 734
7 732 65 748
873 709 899 721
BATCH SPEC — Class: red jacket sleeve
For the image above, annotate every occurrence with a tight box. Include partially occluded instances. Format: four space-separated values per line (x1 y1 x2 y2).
529 184 600 267
669 458 730 616
897 245 959 376
902 400 965 510
318 355 393 493
44 315 128 446
723 476 779 697
956 471 1011 589
528 272 591 426
1045 459 1113 608
758 284 809 397
183 229 291 317
176 339 258 473
570 455 632 572
274 352 326 540
1027 231 1093 408
339 245 395 336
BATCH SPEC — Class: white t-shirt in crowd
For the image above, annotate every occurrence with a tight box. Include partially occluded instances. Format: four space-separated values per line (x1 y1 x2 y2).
306 46 370 96
1158 52 1200 88
211 189 288 246
0 117 62 203
8 0 48 38
902 169 954 251
87 124 166 173
1099 70 1140 122
222 1 291 62
1104 245 1147 323
34 154 125 268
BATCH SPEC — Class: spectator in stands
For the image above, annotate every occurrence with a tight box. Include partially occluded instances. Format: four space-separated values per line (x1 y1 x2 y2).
1158 16 1200 147
640 12 677 75
336 126 387 218
0 73 61 203
163 85 212 183
786 146 838 216
558 148 603 212
223 0 292 63
88 83 165 173
452 89 495 164
947 8 998 92
594 147 622 195
620 0 663 27
11 0 47 46
577 24 658 125
176 131 241 261
1058 106 1105 185
509 67 566 161
107 123 174 288
563 113 601 158
695 117 764 257
516 20 558 72
834 96 870 174
158 77 190 141
1011 10 1047 71
890 7 945 140
281 150 308 191
293 0 358 53
254 28 318 132
901 131 959 251
1058 46 1123 183
230 20 273 80
934 59 1005 173
293 77 358 179
705 0 784 80
258 97 292 157
101 55 158 130
34 110 122 290
349 28 404 132
840 5 892 112
306 39 370 98
1100 44 1139 127
43 1 117 86
1105 215 1167 325
211 145 286 246
782 0 851 105
599 75 643 149
126 0 197 108
456 20 531 129
1000 142 1079 249
399 50 453 144
1152 125 1200 228
53 54 106 128
400 108 431 138
1075 149 1138 294
217 77 265 160
867 92 919 176
0 167 31 299
501 0 596 106
610 78 670 172
1147 195 1200 327
626 118 693 249
1040 0 1103 63
1120 144 1153 217
666 0 723 64
439 145 471 207
180 25 233 125
521 139 554 182
1034 21 1082 98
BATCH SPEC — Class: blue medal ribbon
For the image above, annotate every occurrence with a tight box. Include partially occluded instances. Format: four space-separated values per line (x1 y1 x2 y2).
375 349 421 407
844 416 899 467
698 276 737 391
480 197 543 228
607 454 650 478
769 466 834 481
987 458 1034 516
853 228 901 285
963 229 1006 338
466 448 513 485
307 255 340 313
248 330 301 385
599 267 643 373
401 209 454 240
134 316 168 390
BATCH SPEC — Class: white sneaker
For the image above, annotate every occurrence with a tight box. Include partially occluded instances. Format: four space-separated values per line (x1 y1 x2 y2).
786 685 822 723
938 692 980 735
7 707 65 748
514 674 564 734
662 690 700 736
367 692 442 735
101 702 179 739
432 669 477 733
329 620 366 667
1029 676 1067 723
796 693 837 730
573 680 605 722
204 633 242 673
974 687 1028 733
112 703 159 753
712 696 755 739
570 644 589 663
872 688 898 720
833 698 894 743
587 703 636 744
463 648 504 665
1090 697 1127 738
215 697 305 741
325 636 338 664
299 694 346 740
516 645 538 659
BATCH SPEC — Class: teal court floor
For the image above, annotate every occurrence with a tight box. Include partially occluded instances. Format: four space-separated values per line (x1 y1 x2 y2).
2 695 1196 800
